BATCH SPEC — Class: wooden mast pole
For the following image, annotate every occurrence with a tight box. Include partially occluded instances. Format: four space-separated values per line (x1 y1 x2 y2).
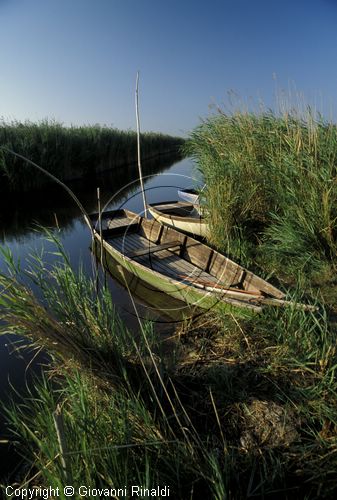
135 71 147 218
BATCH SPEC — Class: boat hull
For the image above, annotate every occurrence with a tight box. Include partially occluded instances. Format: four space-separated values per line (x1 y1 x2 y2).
178 188 200 205
90 208 286 318
148 203 209 238
93 240 198 321
94 234 261 319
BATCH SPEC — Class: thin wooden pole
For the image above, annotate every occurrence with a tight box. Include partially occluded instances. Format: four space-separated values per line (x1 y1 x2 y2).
97 187 104 269
96 186 107 290
135 71 147 217
53 405 70 483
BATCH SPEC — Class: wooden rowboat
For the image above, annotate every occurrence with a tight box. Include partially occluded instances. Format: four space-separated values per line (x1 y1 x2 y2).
90 209 293 317
147 201 209 238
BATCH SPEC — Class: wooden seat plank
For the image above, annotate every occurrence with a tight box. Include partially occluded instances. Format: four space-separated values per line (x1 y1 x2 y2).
128 240 182 258
101 221 139 237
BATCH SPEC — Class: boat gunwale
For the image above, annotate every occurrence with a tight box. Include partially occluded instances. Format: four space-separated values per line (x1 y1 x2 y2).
148 201 205 224
93 210 285 304
178 188 199 195
95 231 263 312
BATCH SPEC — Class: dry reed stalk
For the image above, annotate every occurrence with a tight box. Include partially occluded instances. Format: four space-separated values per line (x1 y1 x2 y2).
53 404 71 483
54 212 60 231
135 71 147 217
97 187 104 270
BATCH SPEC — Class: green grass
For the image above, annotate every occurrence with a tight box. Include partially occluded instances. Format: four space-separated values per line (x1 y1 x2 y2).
185 109 337 282
0 120 185 192
0 233 235 498
1 231 337 498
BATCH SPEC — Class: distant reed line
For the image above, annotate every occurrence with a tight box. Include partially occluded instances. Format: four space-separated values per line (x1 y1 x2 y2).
0 120 185 192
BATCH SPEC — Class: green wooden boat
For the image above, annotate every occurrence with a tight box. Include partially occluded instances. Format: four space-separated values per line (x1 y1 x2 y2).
90 209 289 317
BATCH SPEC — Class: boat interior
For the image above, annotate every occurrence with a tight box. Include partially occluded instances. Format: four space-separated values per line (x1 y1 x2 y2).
91 209 284 300
148 201 201 218
180 188 198 195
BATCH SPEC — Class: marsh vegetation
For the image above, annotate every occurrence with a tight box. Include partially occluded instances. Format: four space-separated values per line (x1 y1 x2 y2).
1 232 336 499
0 120 185 192
186 106 337 285
1 105 337 498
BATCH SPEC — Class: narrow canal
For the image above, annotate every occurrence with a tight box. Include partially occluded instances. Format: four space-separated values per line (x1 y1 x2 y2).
0 155 201 478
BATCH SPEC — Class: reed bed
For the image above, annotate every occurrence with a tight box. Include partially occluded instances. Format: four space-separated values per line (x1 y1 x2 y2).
0 120 185 192
186 108 337 283
1 232 337 498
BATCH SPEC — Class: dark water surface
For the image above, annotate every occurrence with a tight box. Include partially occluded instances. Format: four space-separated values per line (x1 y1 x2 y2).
0 155 199 320
0 156 199 477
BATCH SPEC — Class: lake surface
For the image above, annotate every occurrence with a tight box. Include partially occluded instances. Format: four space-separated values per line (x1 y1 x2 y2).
0 155 200 475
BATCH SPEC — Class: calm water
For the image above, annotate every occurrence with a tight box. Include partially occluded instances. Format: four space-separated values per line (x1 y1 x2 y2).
0 156 200 475
0 156 200 321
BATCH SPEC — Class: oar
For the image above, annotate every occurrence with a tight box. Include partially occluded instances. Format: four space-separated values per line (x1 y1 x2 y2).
179 275 318 312
179 275 263 300
252 296 318 311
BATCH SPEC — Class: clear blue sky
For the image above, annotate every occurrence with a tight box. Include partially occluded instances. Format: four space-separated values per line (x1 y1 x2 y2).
1 0 337 136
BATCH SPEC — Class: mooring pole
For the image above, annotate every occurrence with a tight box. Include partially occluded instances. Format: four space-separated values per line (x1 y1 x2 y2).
135 71 147 217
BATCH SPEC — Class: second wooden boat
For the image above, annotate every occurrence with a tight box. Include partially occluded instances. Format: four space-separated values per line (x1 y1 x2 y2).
147 201 209 238
91 209 288 317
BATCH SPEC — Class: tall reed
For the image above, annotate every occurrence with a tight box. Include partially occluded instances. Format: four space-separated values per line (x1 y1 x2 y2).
0 233 230 497
0 120 185 192
186 108 337 279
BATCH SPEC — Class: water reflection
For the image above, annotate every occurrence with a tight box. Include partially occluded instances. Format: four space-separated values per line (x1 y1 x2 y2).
0 153 201 479
0 152 185 242
0 155 199 356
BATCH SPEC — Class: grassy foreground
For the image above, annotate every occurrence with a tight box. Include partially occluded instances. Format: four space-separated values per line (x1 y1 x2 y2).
0 233 337 499
0 120 185 192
